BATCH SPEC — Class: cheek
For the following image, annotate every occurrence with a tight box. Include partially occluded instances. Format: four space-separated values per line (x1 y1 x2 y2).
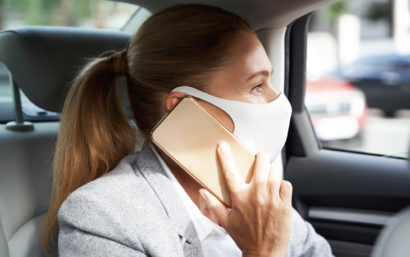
196 100 234 133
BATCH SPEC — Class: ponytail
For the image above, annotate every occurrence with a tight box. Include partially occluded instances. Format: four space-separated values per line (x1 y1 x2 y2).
42 50 136 254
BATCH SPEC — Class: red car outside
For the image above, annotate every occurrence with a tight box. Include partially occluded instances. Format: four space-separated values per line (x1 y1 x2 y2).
305 78 368 142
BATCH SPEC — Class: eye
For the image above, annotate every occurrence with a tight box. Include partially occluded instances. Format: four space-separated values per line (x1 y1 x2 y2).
251 84 263 94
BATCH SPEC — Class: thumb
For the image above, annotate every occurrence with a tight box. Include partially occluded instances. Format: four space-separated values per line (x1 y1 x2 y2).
199 189 229 228
198 190 219 225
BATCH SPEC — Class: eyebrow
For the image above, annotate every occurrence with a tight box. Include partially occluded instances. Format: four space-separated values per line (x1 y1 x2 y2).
246 69 273 81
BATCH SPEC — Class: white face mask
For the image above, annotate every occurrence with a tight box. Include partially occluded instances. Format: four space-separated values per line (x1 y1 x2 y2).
171 86 292 163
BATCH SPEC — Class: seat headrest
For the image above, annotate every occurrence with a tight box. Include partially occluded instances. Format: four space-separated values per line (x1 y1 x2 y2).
0 27 130 112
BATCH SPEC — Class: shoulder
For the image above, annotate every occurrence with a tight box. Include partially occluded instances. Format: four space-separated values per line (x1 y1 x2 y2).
57 151 168 249
59 153 146 214
64 153 144 200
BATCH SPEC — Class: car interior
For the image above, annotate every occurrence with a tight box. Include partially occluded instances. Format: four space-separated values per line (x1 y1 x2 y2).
0 0 409 257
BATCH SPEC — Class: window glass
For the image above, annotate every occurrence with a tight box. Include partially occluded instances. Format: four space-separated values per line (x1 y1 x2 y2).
306 0 410 159
2 0 138 29
0 0 140 122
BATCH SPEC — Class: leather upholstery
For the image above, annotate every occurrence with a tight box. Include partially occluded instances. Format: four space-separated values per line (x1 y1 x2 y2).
0 27 131 257
0 27 130 112
372 207 410 257
0 123 57 257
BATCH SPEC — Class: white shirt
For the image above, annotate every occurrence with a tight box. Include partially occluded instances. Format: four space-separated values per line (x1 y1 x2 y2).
150 144 242 257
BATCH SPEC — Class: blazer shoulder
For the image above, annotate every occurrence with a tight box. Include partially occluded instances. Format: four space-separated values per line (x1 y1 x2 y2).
60 153 141 208
58 152 169 252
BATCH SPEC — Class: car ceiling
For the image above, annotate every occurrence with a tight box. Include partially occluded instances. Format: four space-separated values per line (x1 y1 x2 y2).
116 0 339 30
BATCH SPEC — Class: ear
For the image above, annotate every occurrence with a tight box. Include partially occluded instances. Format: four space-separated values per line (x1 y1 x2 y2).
165 91 187 111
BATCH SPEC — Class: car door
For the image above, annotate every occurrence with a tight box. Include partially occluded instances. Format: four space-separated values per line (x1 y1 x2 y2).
284 14 410 257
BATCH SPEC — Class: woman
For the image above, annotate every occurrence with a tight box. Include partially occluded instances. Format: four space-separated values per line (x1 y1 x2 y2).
42 4 333 257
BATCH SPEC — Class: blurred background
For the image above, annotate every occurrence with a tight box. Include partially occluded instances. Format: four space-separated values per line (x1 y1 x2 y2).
0 0 408 159
0 0 138 29
306 0 410 158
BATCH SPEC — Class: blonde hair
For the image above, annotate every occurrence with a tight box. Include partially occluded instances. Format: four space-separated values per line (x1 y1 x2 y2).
42 3 253 255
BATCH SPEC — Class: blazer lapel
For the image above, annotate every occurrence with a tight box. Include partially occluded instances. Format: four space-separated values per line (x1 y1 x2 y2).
135 143 204 257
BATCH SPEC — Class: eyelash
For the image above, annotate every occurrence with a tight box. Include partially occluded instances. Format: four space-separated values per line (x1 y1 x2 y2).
252 83 263 93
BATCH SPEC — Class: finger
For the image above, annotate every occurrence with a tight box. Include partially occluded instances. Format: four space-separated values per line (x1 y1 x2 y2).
217 141 241 194
200 189 229 228
267 168 281 198
251 152 270 188
279 180 293 204
268 168 282 181
198 190 220 225
269 156 284 181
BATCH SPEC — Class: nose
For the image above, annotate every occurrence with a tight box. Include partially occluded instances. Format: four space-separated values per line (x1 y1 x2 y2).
265 84 279 103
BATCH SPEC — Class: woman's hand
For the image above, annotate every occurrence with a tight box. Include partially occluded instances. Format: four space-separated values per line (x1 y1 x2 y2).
199 141 293 257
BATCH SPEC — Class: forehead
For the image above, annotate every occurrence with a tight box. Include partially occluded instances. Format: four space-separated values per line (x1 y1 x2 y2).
204 33 272 98
230 33 272 74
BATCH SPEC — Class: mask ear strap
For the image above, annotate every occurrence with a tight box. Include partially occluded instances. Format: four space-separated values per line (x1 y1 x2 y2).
172 86 214 102
172 86 233 111
172 86 236 132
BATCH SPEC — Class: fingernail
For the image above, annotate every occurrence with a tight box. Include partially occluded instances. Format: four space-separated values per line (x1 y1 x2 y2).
199 189 207 201
218 141 228 152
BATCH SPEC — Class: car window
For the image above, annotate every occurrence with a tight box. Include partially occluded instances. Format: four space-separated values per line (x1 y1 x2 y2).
0 0 140 123
306 0 410 159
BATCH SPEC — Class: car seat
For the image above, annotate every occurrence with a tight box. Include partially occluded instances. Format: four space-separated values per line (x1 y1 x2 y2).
0 27 130 257
371 206 410 257
372 145 410 257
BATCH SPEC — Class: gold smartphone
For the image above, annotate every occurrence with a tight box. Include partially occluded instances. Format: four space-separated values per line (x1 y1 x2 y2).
151 96 255 207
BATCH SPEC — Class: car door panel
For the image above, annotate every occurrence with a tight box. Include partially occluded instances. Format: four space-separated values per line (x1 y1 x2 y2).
285 149 410 256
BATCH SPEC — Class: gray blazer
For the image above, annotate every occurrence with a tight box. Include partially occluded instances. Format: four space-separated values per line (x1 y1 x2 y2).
58 143 333 257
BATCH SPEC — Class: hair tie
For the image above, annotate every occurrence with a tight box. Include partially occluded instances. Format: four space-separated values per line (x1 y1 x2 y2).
111 49 128 76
